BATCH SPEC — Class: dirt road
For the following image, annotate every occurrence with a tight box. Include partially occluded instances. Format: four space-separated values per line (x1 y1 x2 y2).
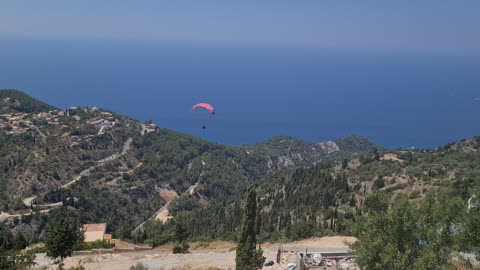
35 250 272 270
34 236 355 270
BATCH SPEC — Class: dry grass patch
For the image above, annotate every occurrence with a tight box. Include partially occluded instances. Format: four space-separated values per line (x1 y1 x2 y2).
154 241 236 252
189 241 236 250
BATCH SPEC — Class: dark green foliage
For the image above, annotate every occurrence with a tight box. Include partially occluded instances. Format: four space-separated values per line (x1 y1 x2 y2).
236 186 265 270
43 180 164 238
409 190 421 199
287 220 316 240
462 209 480 260
132 129 266 202
45 215 84 260
351 192 464 270
259 165 353 238
174 221 189 243
0 230 29 251
137 220 173 247
0 248 36 270
0 228 35 270
364 191 389 213
172 218 190 253
172 242 190 254
0 89 57 114
168 195 200 215
373 178 385 189
79 240 113 250
342 158 348 169
335 135 381 154
130 262 149 270
255 204 261 239
164 199 243 241
13 233 27 251
0 133 34 210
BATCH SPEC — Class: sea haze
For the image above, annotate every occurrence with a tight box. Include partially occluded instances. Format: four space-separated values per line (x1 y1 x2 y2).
0 39 479 148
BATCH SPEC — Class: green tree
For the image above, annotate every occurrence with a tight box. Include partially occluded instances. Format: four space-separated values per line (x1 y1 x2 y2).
363 191 389 214
45 217 84 261
373 178 385 189
462 208 480 260
351 192 463 270
255 203 262 247
373 149 381 161
172 221 189 254
342 158 348 169
235 185 265 270
13 233 27 251
174 221 188 242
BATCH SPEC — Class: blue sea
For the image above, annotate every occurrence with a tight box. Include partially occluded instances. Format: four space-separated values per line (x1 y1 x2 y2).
0 38 479 148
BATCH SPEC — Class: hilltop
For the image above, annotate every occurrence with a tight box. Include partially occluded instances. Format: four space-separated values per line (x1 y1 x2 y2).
0 89 56 114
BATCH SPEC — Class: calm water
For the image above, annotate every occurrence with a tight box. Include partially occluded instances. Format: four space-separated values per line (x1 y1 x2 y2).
0 39 479 148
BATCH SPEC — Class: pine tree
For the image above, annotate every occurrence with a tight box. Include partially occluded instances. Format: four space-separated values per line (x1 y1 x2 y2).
255 203 262 248
45 217 83 261
173 221 189 254
235 185 265 270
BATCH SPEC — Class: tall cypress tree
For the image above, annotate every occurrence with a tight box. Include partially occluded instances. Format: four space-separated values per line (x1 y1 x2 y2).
236 185 265 270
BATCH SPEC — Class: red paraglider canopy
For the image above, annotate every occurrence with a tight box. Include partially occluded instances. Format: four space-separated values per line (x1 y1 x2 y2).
191 103 215 115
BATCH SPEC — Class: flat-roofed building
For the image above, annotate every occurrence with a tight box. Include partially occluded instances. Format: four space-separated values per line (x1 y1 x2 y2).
82 223 107 242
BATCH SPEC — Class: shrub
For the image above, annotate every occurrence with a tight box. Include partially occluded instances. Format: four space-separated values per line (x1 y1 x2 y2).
173 243 190 254
409 190 421 199
130 262 149 270
373 178 385 189
78 240 113 251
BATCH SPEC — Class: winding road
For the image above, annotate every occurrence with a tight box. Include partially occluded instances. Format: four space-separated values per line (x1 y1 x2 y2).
0 137 133 221
132 180 200 234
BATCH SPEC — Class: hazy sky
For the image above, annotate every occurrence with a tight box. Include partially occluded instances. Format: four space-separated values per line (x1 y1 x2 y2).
1 1 479 54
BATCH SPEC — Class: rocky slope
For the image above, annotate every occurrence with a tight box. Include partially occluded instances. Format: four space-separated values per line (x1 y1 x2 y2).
243 134 379 170
255 136 480 240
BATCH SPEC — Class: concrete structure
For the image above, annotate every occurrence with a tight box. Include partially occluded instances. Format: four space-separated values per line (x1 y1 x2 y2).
82 223 107 242
104 233 112 243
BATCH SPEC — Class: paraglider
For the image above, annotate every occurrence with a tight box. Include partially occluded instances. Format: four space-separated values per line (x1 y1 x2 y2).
191 103 215 115
191 103 215 129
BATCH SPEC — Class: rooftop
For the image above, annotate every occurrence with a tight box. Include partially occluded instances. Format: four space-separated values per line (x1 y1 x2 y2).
82 223 107 232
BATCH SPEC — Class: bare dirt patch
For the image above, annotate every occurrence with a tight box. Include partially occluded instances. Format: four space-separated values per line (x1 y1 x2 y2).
35 236 355 270
271 236 356 250
159 189 179 202
380 153 403 162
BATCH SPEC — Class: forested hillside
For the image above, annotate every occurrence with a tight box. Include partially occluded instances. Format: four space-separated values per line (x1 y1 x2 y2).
0 90 377 239
137 136 480 245
255 136 480 241
1 90 478 252
0 89 56 114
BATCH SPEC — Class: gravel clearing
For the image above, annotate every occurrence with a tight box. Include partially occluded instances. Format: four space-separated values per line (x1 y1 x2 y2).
33 236 354 270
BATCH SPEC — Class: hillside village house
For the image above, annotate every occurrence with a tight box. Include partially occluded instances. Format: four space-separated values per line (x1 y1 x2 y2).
82 223 112 243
